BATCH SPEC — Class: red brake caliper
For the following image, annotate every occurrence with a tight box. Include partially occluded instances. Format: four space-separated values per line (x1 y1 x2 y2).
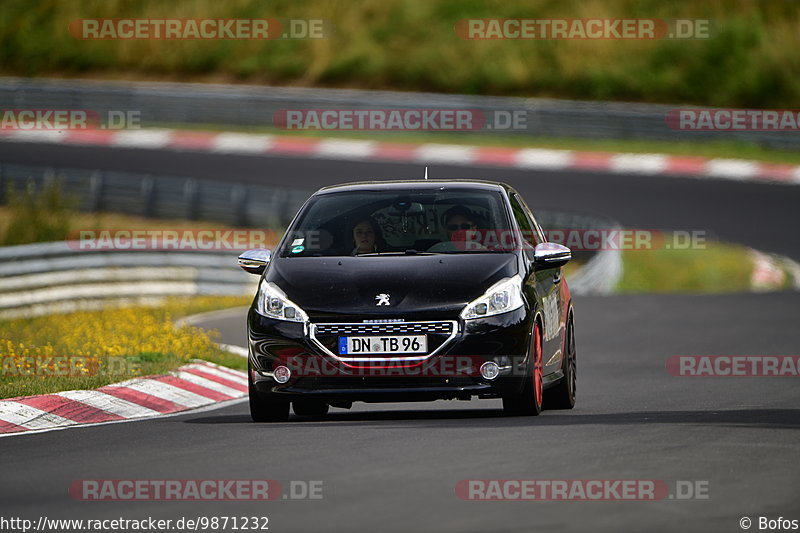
534 324 543 406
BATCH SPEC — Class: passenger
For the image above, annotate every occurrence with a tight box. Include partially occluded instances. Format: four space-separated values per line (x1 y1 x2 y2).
351 217 385 255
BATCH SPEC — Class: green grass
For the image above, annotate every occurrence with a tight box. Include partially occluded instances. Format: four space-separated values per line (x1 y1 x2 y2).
0 296 250 399
616 239 754 293
1 0 798 108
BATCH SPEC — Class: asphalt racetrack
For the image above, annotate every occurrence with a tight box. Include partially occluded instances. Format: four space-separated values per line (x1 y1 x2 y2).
1 140 798 532
0 141 799 259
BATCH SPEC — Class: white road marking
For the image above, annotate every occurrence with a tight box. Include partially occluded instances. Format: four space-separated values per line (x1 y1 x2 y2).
108 378 212 407
0 360 251 438
216 343 249 358
172 371 244 398
514 148 573 169
610 153 668 175
415 144 476 164
211 132 274 153
0 401 75 430
5 130 67 143
184 363 248 383
57 390 161 418
314 139 376 159
0 397 247 439
3 126 800 184
705 159 759 180
111 129 173 149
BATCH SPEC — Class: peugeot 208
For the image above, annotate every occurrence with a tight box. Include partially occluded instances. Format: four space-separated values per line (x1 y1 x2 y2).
238 180 576 421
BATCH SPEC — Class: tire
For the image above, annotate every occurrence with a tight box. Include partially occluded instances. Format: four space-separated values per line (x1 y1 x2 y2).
502 322 544 416
248 366 290 422
544 312 576 410
293 400 330 417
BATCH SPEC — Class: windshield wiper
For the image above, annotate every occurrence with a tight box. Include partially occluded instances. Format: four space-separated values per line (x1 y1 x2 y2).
438 249 509 254
357 250 439 256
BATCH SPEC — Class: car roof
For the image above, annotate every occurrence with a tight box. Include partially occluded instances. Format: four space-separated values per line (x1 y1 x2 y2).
316 179 513 195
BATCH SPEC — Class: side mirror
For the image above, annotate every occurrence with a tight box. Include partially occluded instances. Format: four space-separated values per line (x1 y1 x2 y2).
238 248 272 275
533 242 571 269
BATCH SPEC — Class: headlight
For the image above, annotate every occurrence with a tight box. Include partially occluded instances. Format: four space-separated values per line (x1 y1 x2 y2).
460 276 525 319
255 280 309 323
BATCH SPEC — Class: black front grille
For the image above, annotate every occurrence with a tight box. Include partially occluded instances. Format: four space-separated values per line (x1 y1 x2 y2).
314 321 454 336
291 376 478 391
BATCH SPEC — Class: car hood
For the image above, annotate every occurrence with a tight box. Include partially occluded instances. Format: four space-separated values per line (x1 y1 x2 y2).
265 254 519 319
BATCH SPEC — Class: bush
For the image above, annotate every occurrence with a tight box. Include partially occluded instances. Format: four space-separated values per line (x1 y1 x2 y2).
0 0 797 107
1 179 76 246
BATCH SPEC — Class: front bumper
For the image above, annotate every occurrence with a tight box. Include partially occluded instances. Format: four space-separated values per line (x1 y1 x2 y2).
247 306 533 402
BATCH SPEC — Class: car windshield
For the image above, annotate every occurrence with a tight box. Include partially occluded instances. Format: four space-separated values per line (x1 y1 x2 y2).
279 188 517 257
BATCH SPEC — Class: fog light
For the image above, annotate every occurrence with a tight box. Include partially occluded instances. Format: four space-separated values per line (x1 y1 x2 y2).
480 362 500 380
273 365 291 383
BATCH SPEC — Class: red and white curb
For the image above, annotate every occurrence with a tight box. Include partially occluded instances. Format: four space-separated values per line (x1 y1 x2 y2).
1 127 799 185
0 360 246 437
750 250 800 292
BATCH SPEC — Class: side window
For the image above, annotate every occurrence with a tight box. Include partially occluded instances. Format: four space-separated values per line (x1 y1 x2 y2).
516 195 546 244
509 194 538 257
531 217 546 245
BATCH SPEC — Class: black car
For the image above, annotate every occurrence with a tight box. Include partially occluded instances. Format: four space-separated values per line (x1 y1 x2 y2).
238 179 576 421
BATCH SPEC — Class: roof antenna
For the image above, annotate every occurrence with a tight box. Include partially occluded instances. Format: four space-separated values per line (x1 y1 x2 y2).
424 166 429 180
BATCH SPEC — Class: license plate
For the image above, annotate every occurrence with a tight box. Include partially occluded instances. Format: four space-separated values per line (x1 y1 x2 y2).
338 335 427 355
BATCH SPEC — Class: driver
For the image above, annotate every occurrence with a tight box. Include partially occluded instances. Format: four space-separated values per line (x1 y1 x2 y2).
427 206 487 252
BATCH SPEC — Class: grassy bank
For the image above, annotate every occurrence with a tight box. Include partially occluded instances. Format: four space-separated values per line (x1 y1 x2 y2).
1 0 798 108
0 296 249 399
617 241 750 293
615 239 797 293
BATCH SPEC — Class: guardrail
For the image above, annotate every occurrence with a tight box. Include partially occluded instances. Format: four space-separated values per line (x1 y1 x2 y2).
0 241 258 319
537 210 623 295
0 77 795 150
0 163 311 227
